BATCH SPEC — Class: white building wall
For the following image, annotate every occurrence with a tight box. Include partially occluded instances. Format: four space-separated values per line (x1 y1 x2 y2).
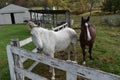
0 14 11 24
14 13 24 24
14 11 30 24
24 11 30 20
0 11 30 25
0 14 3 24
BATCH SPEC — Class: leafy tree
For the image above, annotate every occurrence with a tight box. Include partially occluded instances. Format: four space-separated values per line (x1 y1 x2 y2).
47 0 68 10
8 0 34 7
102 0 120 14
0 0 8 8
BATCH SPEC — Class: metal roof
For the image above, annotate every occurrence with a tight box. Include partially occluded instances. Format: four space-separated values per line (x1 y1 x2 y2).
29 10 70 14
0 4 29 14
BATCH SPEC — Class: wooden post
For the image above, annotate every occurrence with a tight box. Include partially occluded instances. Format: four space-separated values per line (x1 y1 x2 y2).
29 11 32 20
6 45 16 80
66 71 77 80
65 11 70 27
10 39 24 80
52 14 55 28
55 14 57 27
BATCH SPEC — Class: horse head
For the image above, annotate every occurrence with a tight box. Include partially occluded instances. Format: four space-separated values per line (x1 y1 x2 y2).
24 20 38 30
31 27 43 51
81 16 90 28
24 20 43 51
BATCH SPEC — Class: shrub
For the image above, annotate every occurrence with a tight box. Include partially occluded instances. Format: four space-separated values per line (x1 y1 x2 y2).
102 15 120 26
101 0 120 14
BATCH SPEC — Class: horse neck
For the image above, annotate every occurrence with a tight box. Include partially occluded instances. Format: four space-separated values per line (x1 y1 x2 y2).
81 24 87 33
38 27 49 32
39 27 52 41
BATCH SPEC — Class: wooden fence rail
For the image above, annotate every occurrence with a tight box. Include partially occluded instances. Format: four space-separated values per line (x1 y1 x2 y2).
6 37 120 80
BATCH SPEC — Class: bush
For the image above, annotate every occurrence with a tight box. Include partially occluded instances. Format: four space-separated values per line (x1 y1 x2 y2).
101 0 120 14
102 15 120 26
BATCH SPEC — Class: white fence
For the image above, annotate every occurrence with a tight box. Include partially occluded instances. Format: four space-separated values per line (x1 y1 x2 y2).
6 37 120 80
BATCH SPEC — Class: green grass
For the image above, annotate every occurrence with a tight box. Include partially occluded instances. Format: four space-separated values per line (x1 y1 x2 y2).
72 14 120 75
0 14 120 80
0 24 30 80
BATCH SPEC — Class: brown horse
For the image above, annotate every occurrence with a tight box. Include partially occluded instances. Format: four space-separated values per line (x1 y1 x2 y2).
80 16 96 65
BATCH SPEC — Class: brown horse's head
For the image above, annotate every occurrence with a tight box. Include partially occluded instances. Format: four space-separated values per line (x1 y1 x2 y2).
81 16 90 30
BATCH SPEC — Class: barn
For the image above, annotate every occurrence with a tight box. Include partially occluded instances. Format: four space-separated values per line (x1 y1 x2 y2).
0 4 30 25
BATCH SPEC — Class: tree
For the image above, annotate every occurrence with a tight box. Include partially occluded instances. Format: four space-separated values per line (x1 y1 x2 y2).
0 0 8 8
102 0 120 14
8 0 34 7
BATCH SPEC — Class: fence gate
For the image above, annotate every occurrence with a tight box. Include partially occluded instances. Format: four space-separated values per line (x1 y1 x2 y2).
6 37 120 80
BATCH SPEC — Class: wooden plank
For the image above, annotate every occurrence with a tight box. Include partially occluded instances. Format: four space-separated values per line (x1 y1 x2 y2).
32 48 37 52
65 11 70 27
52 23 68 31
11 46 120 80
21 48 37 63
27 62 39 71
11 39 24 80
6 45 16 80
20 37 32 47
15 67 48 80
66 72 77 80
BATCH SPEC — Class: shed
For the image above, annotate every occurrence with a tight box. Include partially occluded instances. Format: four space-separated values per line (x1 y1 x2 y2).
0 4 30 25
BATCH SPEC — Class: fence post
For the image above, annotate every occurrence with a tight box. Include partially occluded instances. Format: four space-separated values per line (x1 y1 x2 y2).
66 71 77 80
10 39 24 80
65 11 70 27
6 45 16 80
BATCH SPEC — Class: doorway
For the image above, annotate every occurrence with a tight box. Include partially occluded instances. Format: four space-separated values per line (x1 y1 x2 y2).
10 13 15 24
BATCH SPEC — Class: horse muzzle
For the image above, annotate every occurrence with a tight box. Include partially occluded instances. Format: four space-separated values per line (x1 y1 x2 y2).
37 48 43 51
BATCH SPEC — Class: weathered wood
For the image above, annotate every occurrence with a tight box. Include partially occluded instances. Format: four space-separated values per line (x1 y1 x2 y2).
6 45 16 80
27 62 39 71
21 48 37 63
65 11 70 27
15 67 48 80
11 46 120 80
52 23 68 31
11 39 24 80
32 48 37 52
19 37 32 47
66 72 77 80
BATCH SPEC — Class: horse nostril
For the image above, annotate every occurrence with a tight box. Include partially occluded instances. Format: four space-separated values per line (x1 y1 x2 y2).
37 48 43 51
37 48 40 51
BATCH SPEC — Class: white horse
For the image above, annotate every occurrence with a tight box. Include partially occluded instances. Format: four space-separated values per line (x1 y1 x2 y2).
27 21 77 80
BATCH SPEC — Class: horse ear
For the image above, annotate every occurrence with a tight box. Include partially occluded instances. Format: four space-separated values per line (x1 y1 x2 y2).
87 16 90 22
81 17 84 23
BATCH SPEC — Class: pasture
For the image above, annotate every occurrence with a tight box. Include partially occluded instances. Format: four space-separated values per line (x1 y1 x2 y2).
0 14 120 80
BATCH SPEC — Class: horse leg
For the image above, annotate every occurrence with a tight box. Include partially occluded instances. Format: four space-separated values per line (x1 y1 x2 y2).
49 52 55 80
66 46 71 62
72 43 77 63
82 47 86 65
51 67 55 80
89 44 94 60
51 54 55 80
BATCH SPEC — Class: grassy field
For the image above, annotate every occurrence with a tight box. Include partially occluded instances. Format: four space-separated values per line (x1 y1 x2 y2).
0 14 120 80
0 24 30 80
